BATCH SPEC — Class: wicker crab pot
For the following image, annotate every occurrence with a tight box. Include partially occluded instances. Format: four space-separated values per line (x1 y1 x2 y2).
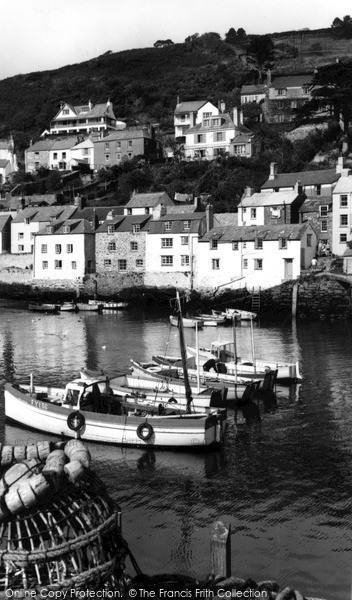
0 440 127 596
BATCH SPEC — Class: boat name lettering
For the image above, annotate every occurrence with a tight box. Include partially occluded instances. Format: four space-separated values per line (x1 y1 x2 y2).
30 399 48 410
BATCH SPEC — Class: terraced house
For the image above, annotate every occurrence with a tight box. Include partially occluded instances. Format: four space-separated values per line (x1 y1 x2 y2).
93 126 162 169
11 206 77 254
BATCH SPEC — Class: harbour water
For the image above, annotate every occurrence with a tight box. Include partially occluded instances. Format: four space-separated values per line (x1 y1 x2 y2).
0 300 351 599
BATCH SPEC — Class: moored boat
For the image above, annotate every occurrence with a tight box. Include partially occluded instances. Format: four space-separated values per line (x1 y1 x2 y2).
88 300 129 310
4 377 226 449
58 301 78 312
169 315 203 328
76 302 102 312
28 303 59 313
223 308 257 321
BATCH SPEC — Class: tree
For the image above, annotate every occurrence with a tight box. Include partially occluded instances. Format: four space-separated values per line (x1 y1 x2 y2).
331 15 352 38
154 39 174 48
225 28 237 45
237 28 247 38
246 35 274 82
294 60 352 139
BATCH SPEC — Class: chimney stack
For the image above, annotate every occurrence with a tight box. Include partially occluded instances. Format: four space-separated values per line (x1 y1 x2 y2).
233 107 239 127
266 69 272 86
269 162 278 180
206 204 214 232
336 156 345 173
294 179 302 194
245 186 252 197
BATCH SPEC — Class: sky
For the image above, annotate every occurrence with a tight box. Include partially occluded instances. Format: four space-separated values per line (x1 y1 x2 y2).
0 0 351 80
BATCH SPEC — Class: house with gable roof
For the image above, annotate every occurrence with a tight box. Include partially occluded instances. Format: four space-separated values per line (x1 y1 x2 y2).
183 108 253 160
331 168 352 255
93 126 163 169
124 191 174 216
33 218 95 280
0 214 12 253
174 100 219 139
95 212 151 278
238 185 306 226
11 205 77 254
261 161 343 196
240 84 267 105
263 74 313 124
194 222 317 291
48 100 124 136
25 139 56 173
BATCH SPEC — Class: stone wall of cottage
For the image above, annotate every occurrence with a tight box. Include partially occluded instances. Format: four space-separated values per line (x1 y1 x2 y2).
95 231 147 274
144 270 192 290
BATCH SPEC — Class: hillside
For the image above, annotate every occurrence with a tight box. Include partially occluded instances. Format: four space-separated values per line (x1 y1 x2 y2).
2 25 352 153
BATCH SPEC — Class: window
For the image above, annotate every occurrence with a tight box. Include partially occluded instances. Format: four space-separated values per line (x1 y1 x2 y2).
216 132 223 141
243 259 248 269
25 217 30 225
181 236 189 246
130 241 138 251
340 214 348 227
242 208 247 217
54 260 62 269
277 101 284 109
291 100 297 108
66 244 73 253
107 225 115 234
196 134 205 143
251 208 257 219
306 234 312 247
183 221 191 230
62 152 66 159
55 244 61 254
254 259 263 270
320 205 328 217
321 220 328 233
243 242 247 249
212 118 220 126
128 141 132 147
302 86 310 95
164 222 171 231
212 259 220 270
108 242 116 251
63 226 70 234
161 255 173 266
316 184 321 196
340 234 347 243
42 261 48 269
118 260 127 271
105 143 110 150
232 242 239 250
116 142 121 148
104 259 112 267
211 239 218 250
53 153 58 160
127 208 132 215
136 259 143 268
234 145 246 155
116 153 121 160
18 245 24 252
277 88 286 96
340 195 348 207
161 238 173 248
255 238 263 249
203 119 210 127
18 233 24 240
62 109 69 115
203 112 212 118
133 224 140 233
279 237 287 249
71 261 77 269
41 244 47 253
145 208 150 214
181 255 190 267
105 154 110 161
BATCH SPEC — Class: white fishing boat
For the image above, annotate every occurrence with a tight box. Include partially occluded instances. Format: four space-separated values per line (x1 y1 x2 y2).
88 300 129 310
28 303 59 314
76 302 102 312
169 315 203 328
4 376 225 449
58 301 77 312
199 313 227 326
187 340 302 382
223 308 257 321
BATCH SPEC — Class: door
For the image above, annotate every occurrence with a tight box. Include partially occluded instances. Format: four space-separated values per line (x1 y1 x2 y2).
284 258 293 279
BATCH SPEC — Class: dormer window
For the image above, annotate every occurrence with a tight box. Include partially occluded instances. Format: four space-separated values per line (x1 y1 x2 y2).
46 225 54 234
211 239 218 250
107 225 115 234
203 119 210 127
165 221 172 231
24 217 30 225
133 224 140 233
183 220 191 230
279 237 287 249
63 225 70 234
255 238 263 249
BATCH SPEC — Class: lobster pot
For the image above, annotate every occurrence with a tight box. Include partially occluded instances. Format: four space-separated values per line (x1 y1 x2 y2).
0 470 126 596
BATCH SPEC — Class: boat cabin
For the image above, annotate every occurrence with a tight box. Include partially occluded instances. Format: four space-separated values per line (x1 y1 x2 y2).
209 341 237 363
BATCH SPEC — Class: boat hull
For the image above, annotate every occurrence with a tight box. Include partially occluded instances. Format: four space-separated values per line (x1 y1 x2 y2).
169 316 203 328
76 303 102 312
4 383 224 449
28 303 59 313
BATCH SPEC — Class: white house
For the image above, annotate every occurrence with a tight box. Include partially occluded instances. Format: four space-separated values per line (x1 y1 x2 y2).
174 100 219 138
70 138 95 170
48 100 123 136
11 206 77 254
240 84 267 104
194 223 317 291
331 169 352 255
183 108 252 160
0 136 18 183
238 185 305 226
33 219 95 280
48 137 82 171
123 192 174 216
261 161 342 195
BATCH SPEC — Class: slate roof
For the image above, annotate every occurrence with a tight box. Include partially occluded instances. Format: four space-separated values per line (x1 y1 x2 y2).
148 212 205 235
55 102 116 121
26 140 56 152
271 74 313 89
240 191 300 207
50 137 80 150
299 197 332 213
95 214 151 233
12 206 77 224
174 101 208 114
94 128 154 143
125 192 174 208
261 169 341 190
200 223 311 243
167 205 197 214
0 160 10 168
0 214 12 231
187 113 238 133
232 133 253 144
36 219 94 236
241 85 267 95
74 207 113 222
213 213 238 227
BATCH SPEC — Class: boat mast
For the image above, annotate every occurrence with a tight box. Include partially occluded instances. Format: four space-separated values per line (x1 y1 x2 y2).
250 315 257 375
176 291 193 414
232 318 238 383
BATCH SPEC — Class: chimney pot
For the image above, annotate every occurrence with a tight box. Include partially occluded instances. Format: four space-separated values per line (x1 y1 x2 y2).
269 162 278 180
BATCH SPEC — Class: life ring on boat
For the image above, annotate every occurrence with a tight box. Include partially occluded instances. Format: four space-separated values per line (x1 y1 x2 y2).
136 422 154 441
168 397 177 404
67 411 85 432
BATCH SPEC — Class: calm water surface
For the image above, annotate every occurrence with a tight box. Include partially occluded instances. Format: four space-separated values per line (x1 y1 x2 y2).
0 301 351 599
